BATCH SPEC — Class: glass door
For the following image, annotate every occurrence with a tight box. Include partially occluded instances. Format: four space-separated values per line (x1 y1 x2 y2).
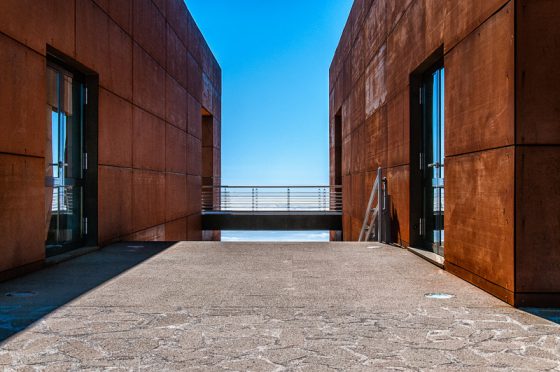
421 65 445 256
45 63 86 255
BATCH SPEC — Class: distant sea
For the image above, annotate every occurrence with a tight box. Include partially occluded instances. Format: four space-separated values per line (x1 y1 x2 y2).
221 231 329 242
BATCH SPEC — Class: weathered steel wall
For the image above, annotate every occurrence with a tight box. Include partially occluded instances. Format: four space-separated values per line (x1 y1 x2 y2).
330 0 560 306
0 0 221 279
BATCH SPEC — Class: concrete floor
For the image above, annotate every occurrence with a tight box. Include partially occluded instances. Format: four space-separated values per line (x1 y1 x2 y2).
0 242 559 370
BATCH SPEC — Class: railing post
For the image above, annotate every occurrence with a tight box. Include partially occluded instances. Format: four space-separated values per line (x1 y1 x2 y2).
287 188 290 211
252 188 255 212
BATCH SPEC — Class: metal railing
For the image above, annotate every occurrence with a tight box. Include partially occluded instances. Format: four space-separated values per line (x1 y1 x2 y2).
202 185 342 212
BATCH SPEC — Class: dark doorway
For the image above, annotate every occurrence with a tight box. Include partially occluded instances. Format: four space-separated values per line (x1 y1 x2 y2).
411 58 445 256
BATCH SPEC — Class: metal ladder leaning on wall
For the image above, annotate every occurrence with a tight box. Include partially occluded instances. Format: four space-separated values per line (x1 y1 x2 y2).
358 167 384 242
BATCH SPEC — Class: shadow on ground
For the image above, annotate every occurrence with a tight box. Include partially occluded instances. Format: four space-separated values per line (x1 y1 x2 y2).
522 308 560 325
0 242 174 342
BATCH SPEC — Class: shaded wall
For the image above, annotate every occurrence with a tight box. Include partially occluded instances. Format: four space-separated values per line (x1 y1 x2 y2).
0 0 221 279
330 0 560 306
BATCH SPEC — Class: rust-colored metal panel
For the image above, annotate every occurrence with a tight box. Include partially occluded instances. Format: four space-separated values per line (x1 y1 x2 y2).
186 175 202 216
187 93 202 140
386 0 414 35
166 0 189 48
187 214 202 241
165 124 187 174
0 34 45 157
213 118 222 149
95 0 132 35
365 106 388 171
0 0 75 56
349 0 365 43
202 73 215 114
351 173 365 219
77 0 133 100
444 0 509 52
342 176 352 239
124 224 165 242
98 88 133 167
445 3 514 156
106 19 133 100
0 154 45 273
515 146 560 292
166 24 188 89
98 166 132 245
342 135 352 176
165 218 187 241
132 107 166 171
187 11 202 64
165 75 188 131
132 170 165 232
351 124 366 174
201 147 214 178
152 0 166 16
516 0 560 145
365 44 387 118
386 0 425 98
133 44 166 119
187 52 203 103
386 87 410 168
363 0 386 66
424 0 445 55
445 147 515 292
350 77 365 133
386 165 410 246
76 0 108 75
351 32 365 87
133 0 166 67
186 134 202 176
165 173 188 222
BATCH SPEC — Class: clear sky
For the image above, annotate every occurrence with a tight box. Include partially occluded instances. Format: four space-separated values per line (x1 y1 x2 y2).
187 1 353 241
187 0 354 186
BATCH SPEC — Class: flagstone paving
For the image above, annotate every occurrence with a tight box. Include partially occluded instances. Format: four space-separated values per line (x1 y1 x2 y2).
0 242 559 370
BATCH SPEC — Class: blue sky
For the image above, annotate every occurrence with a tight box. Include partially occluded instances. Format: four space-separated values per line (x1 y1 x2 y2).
187 0 353 240
187 0 353 185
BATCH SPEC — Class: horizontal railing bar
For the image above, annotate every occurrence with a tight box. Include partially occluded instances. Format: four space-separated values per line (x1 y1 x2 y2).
201 185 342 189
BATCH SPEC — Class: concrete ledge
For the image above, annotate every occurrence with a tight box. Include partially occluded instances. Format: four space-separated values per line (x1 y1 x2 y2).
45 246 100 266
408 247 445 269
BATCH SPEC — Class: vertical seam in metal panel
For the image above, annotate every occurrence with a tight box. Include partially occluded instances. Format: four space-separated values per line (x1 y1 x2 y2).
514 0 520 297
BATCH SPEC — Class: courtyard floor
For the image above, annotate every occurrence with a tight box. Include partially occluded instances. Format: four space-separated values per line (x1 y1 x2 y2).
0 242 559 370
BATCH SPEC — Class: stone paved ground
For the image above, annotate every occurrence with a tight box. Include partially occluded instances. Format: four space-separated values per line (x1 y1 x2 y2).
0 242 559 371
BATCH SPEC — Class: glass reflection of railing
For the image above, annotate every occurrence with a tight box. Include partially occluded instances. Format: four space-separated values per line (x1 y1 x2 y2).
51 186 74 213
202 185 343 212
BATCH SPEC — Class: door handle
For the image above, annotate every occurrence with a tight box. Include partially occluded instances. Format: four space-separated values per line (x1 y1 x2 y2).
49 162 68 168
427 162 441 169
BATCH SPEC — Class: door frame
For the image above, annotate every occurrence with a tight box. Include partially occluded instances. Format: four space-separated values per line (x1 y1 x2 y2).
409 47 444 253
46 47 99 255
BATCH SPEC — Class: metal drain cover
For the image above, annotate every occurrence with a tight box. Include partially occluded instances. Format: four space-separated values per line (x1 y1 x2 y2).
5 291 37 298
425 292 455 299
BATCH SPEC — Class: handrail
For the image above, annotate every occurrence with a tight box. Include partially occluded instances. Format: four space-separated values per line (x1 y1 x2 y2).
203 185 342 189
202 185 342 213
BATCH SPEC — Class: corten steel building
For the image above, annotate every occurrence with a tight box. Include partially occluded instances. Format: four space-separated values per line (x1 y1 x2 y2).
0 0 221 280
330 0 560 306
